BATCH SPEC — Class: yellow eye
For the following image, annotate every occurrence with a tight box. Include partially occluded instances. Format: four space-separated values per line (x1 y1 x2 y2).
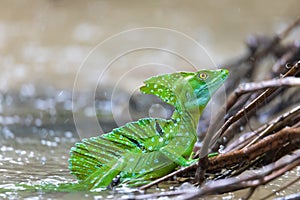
198 73 208 80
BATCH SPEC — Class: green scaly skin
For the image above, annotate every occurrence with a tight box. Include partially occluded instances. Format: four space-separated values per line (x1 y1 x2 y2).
0 69 228 193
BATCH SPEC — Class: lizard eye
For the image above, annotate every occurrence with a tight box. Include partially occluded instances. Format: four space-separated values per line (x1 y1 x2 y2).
198 73 208 80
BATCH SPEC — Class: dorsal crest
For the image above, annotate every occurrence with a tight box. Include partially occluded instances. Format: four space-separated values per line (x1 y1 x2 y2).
139 72 191 107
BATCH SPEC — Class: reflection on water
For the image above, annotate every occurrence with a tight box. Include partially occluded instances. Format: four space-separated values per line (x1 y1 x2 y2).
1 0 300 199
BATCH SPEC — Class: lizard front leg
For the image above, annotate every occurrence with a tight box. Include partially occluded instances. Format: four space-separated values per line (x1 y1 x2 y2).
159 134 197 167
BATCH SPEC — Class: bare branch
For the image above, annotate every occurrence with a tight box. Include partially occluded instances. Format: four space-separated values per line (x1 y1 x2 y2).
134 149 300 200
212 61 300 151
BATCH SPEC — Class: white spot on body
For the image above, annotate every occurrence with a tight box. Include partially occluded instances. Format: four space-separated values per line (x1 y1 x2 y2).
159 138 164 142
186 92 191 99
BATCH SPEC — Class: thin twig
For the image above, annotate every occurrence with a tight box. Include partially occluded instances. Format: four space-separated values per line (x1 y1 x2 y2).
212 61 300 151
237 77 300 93
184 150 300 199
208 127 300 171
244 105 300 148
243 187 257 200
223 105 300 152
226 62 300 113
139 163 197 190
133 149 300 200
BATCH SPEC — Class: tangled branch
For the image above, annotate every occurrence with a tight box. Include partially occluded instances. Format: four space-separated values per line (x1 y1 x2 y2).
135 17 300 200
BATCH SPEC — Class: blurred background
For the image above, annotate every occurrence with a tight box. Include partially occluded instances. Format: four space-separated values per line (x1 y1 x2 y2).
1 0 299 91
0 1 300 199
1 0 299 134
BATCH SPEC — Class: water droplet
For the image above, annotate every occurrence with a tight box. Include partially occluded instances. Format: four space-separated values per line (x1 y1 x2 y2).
178 182 196 190
2 127 14 139
63 100 72 110
296 166 300 176
28 151 34 158
218 145 225 153
84 107 96 117
64 131 73 138
34 118 42 127
40 156 46 165
54 137 60 143
20 84 35 98
0 145 13 152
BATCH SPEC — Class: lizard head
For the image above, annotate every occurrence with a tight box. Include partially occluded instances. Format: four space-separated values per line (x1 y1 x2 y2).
184 69 229 110
140 69 229 113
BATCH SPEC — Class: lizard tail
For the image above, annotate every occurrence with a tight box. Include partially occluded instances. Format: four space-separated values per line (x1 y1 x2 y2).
68 118 171 188
68 136 126 182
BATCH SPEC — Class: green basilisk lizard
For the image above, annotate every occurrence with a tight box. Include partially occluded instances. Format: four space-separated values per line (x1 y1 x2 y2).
1 69 228 192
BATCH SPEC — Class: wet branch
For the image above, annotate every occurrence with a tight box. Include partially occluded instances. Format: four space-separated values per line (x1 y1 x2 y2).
211 61 300 152
135 148 300 200
135 17 300 200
